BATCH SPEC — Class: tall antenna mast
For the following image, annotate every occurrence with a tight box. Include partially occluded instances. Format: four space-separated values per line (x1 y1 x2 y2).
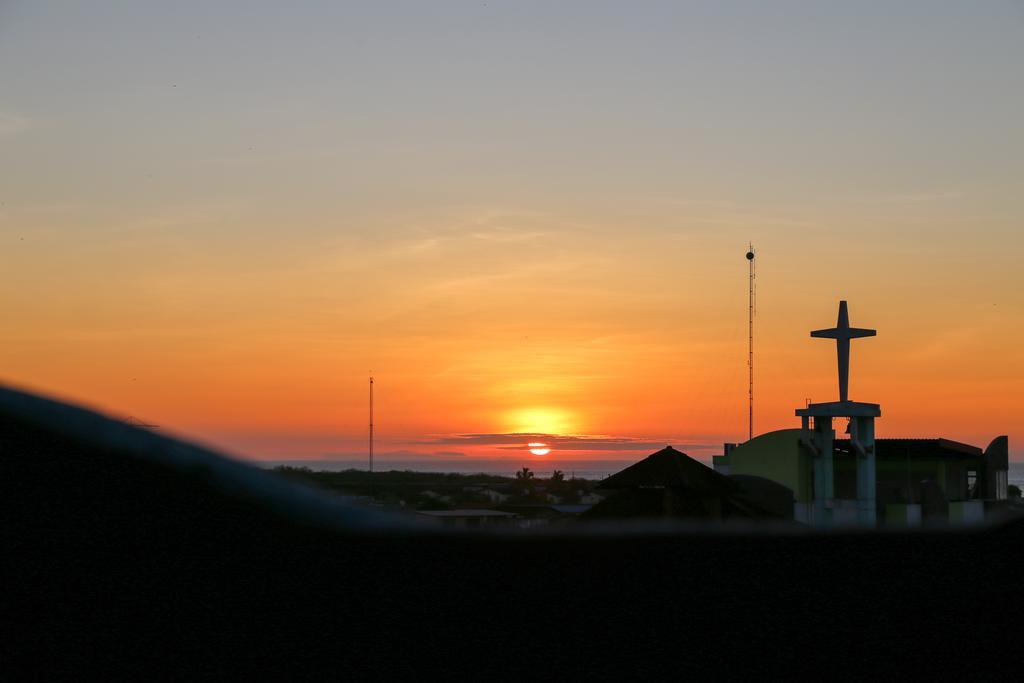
746 244 756 441
369 374 374 473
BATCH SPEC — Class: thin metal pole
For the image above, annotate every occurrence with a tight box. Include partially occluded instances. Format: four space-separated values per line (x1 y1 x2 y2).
369 375 374 474
747 244 755 441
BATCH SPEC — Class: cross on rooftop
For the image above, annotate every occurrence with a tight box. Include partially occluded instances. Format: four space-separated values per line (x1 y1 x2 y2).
811 300 876 402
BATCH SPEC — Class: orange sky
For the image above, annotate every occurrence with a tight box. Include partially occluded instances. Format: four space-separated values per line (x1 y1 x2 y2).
1 3 1022 463
3 206 1022 463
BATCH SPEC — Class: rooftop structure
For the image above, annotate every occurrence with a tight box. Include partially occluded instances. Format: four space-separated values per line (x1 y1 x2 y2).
585 446 790 521
599 445 738 493
714 299 1010 528
796 301 879 526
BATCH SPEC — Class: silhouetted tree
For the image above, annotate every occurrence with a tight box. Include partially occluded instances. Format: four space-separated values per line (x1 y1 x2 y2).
1009 484 1021 499
546 470 568 500
515 467 534 481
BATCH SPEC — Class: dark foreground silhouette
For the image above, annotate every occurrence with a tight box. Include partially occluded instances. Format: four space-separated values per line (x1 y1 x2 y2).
2 385 1022 680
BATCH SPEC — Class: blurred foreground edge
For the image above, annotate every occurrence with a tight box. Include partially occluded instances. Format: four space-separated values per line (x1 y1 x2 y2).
2 384 1022 679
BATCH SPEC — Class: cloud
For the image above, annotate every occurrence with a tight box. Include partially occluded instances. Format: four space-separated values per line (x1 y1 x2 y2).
413 433 715 453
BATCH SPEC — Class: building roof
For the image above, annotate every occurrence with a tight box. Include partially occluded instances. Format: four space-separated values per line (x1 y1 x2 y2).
416 509 517 518
797 401 880 418
835 438 983 460
729 474 795 518
598 446 739 496
548 504 593 515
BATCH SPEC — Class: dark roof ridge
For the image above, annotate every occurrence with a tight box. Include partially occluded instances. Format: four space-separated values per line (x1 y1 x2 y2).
835 437 983 457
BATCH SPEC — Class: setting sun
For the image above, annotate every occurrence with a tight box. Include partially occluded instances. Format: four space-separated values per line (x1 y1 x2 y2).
528 442 551 456
506 408 577 435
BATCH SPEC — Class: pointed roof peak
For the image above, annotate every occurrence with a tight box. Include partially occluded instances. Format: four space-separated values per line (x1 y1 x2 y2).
599 445 735 493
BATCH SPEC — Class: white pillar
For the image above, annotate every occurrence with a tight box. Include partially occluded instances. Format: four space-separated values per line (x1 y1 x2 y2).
855 416 876 527
812 416 835 527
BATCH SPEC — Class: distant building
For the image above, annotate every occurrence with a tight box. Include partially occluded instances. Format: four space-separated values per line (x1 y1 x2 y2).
476 488 511 504
714 432 1009 526
416 509 518 529
493 503 595 527
712 300 1010 528
548 504 593 515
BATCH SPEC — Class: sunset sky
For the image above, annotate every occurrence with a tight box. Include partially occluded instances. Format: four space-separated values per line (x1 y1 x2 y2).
2 1 1022 464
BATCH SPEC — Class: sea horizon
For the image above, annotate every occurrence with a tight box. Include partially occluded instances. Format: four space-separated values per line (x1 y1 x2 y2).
252 458 668 479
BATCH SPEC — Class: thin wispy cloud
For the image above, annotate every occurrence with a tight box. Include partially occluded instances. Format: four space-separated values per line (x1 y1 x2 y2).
414 433 714 453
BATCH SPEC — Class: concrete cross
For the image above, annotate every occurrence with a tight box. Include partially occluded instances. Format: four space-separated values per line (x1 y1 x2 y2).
811 300 875 402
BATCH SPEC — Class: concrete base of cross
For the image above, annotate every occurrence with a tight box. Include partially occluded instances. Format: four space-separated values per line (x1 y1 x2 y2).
796 401 880 528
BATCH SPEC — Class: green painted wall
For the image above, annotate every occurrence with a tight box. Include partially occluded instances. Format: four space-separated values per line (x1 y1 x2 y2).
716 429 809 502
717 431 981 508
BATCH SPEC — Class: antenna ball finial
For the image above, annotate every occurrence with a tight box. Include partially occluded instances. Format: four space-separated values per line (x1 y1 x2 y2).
745 251 754 260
